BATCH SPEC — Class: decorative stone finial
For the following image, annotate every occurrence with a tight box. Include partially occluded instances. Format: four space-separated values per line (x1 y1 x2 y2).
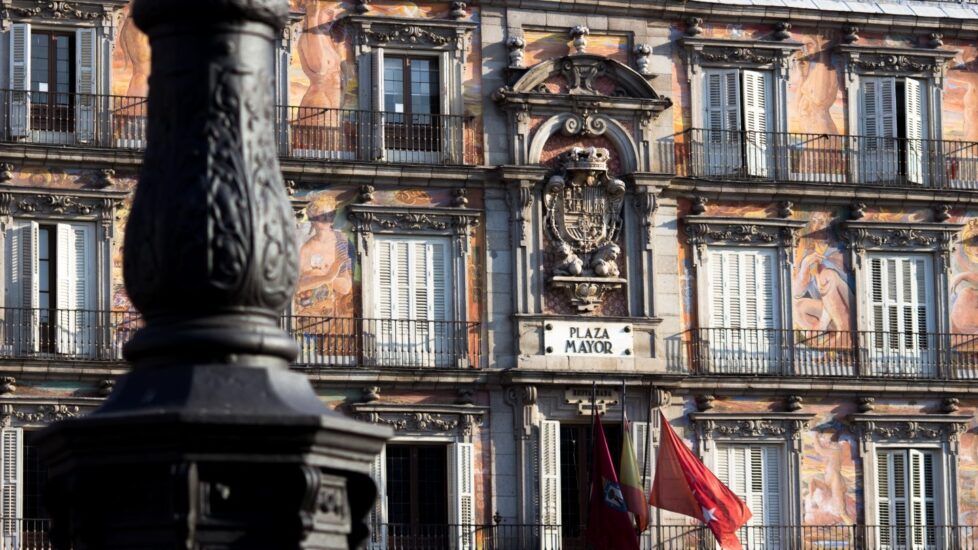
850 201 866 220
354 0 369 14
934 203 951 222
0 163 13 183
777 200 793 219
786 395 803 412
691 196 708 215
928 32 944 49
857 396 875 413
942 396 960 413
452 188 469 208
696 394 715 412
773 21 792 41
92 168 116 190
507 35 526 68
842 25 859 44
358 184 375 204
685 17 704 37
569 25 589 54
634 43 653 76
362 386 380 403
0 377 15 395
449 1 466 19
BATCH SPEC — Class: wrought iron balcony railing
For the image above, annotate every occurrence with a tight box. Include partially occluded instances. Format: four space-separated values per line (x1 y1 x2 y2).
0 90 468 165
283 315 480 369
691 327 978 379
0 308 479 368
677 128 978 189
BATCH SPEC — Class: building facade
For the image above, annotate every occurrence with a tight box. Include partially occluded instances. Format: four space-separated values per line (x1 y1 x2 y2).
2 0 978 548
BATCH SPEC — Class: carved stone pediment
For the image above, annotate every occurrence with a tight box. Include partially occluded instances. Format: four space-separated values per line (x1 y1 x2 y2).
0 187 127 238
850 413 971 454
681 37 802 80
344 15 475 53
543 147 627 312
494 53 672 117
2 0 127 25
690 412 815 452
351 403 487 438
837 45 959 81
841 220 963 270
348 205 479 238
684 216 806 265
0 401 97 427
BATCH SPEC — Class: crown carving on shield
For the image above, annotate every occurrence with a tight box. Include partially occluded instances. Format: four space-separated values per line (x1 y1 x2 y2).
543 147 627 313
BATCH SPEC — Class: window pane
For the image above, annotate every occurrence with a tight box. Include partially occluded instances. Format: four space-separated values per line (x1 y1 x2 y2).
30 34 49 93
384 57 404 116
410 58 439 118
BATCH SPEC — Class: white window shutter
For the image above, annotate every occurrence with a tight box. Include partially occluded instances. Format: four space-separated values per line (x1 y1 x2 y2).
538 420 561 550
448 442 475 550
8 24 30 138
742 70 771 177
55 224 73 354
703 69 741 176
867 254 935 375
632 420 651 495
0 428 22 548
904 78 926 184
861 77 898 183
709 249 778 372
367 446 387 550
75 28 96 143
13 223 38 353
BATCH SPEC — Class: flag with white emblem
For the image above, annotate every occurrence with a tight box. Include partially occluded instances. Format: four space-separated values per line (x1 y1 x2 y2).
649 411 752 550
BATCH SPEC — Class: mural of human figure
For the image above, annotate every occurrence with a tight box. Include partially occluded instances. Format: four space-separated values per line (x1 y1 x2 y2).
793 244 852 333
951 273 978 334
297 0 345 109
794 33 840 135
296 193 355 318
803 431 855 526
119 13 151 97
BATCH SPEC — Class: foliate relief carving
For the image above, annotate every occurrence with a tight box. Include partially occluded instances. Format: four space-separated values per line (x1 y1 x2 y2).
685 219 800 265
693 415 812 452
697 46 777 65
1 191 122 219
11 404 83 425
356 409 485 437
842 222 961 270
349 207 479 236
854 419 968 454
559 56 608 95
5 1 101 20
852 53 943 75
632 190 657 248
516 182 534 247
365 25 449 45
543 147 627 313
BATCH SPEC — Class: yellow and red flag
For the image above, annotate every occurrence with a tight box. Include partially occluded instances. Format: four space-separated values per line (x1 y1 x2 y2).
620 414 650 533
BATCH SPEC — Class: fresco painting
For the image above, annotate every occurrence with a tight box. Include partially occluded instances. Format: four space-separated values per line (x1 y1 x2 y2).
788 29 845 135
952 220 978 334
290 1 357 109
111 5 151 97
800 401 858 528
523 30 628 67
792 210 852 333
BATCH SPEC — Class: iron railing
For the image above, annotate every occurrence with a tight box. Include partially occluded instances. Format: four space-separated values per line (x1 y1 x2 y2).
0 91 467 164
677 128 978 189
690 327 978 379
0 308 142 362
276 106 466 164
283 316 480 368
0 518 53 550
369 523 561 550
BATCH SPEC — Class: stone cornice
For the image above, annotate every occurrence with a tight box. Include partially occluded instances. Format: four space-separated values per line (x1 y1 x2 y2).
666 180 978 207
478 0 978 37
343 14 476 52
684 216 806 264
350 403 487 437
690 412 815 451
1 0 128 28
0 186 128 226
347 204 480 236
841 220 963 270
681 36 803 67
837 45 959 81
849 413 971 453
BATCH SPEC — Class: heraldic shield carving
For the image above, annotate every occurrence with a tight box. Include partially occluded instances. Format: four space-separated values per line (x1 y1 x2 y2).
544 147 627 312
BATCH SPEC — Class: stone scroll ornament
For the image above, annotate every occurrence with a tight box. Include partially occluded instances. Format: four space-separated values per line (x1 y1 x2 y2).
543 147 627 312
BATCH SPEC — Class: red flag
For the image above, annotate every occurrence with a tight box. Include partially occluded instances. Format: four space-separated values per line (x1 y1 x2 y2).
585 413 639 550
649 411 752 550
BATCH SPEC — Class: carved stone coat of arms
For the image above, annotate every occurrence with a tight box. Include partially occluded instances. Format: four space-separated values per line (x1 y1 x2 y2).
543 147 627 312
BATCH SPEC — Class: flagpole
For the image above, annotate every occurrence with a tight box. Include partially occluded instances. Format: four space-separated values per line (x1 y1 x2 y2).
642 385 652 489
587 381 597 534
621 378 627 463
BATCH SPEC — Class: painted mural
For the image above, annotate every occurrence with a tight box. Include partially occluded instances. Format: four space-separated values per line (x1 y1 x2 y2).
523 30 629 67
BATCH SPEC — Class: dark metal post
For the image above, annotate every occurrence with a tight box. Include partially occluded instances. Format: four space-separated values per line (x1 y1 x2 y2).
36 1 390 549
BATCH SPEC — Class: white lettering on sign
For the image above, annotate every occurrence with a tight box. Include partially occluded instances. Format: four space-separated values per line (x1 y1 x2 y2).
544 321 633 357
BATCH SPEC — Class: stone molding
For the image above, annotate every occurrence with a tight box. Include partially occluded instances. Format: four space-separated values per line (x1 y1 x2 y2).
351 403 486 439
690 412 815 453
1 0 127 29
0 400 99 427
837 45 959 82
680 37 803 79
683 216 806 266
850 413 971 454
0 187 128 240
348 204 480 251
345 15 475 53
841 220 963 271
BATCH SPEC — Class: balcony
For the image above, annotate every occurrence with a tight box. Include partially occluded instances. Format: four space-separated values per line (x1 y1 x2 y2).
677 128 978 190
283 315 480 369
690 327 978 379
7 521 978 549
0 90 469 165
0 309 479 369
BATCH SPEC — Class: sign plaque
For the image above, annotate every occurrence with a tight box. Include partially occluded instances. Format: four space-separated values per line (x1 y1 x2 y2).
544 321 633 357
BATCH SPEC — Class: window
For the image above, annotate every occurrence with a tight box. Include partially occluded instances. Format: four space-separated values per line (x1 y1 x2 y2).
382 56 442 160
371 236 453 367
0 428 21 549
707 247 780 373
866 254 935 376
4 221 95 357
860 77 928 185
8 24 95 140
702 68 773 177
877 449 937 549
369 441 474 549
716 444 782 548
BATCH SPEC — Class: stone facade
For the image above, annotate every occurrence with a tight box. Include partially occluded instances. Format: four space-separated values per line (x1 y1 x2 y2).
3 0 978 547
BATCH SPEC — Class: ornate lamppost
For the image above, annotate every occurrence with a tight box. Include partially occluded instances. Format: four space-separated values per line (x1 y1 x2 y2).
36 1 390 549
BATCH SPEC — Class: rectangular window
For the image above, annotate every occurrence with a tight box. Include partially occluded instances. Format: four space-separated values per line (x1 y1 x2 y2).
383 56 441 154
4 221 95 357
878 449 937 549
707 247 780 373
702 68 772 177
867 253 935 376
860 77 928 184
385 444 448 548
29 31 74 132
371 236 453 367
716 444 782 548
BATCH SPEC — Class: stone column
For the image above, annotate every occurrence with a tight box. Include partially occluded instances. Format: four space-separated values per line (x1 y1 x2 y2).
36 1 390 549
